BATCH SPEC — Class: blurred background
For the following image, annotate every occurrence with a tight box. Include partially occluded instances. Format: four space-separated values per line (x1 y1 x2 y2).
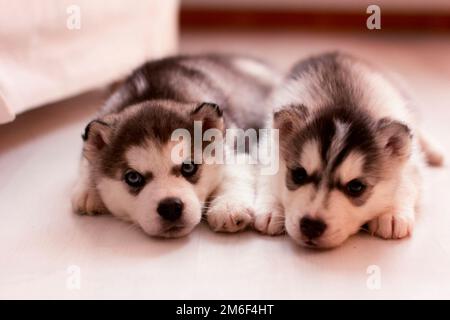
181 0 450 30
1 0 450 123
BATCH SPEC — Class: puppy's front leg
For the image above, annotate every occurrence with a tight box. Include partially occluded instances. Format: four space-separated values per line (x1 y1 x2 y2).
206 156 255 233
369 169 419 239
253 173 285 236
71 158 106 215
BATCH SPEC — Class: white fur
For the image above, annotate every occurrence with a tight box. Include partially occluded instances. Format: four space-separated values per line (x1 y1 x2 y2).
328 120 349 162
207 150 256 233
254 158 286 236
233 57 280 84
71 158 103 215
335 151 365 183
299 140 322 174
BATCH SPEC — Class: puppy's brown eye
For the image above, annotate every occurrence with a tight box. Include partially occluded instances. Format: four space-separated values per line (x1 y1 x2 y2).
181 162 198 178
291 167 308 185
124 170 145 188
346 179 366 197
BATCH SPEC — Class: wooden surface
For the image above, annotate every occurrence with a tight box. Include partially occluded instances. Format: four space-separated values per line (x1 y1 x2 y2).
180 8 450 31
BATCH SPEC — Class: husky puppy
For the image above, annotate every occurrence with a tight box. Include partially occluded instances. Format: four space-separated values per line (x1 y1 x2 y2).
255 52 443 248
71 54 280 238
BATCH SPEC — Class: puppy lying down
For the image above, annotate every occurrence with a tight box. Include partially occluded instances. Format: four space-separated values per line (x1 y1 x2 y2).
255 52 444 249
71 54 280 238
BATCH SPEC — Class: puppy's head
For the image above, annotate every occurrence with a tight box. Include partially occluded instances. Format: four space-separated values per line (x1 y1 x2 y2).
274 105 412 248
83 100 224 238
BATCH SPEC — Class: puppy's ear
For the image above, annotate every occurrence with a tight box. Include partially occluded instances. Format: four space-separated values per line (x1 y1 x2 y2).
82 119 113 161
191 102 224 132
376 118 412 160
273 104 309 137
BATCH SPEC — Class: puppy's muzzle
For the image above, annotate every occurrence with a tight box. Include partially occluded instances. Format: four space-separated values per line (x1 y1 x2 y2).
157 197 184 222
300 216 327 240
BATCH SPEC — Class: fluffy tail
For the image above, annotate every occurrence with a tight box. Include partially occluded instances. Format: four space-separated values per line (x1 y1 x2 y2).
419 132 445 167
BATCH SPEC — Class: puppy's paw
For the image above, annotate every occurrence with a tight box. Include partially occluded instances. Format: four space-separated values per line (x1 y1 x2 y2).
254 208 285 236
207 200 254 233
369 213 414 239
71 184 103 216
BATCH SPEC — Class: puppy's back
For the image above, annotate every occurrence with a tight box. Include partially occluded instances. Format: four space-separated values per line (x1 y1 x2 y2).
101 54 281 131
276 52 414 127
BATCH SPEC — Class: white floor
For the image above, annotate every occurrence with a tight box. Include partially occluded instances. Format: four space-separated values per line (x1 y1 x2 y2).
1 30 450 299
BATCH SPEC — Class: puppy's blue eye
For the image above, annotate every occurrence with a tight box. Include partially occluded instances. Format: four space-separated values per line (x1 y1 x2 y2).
291 167 307 185
124 170 145 188
346 179 366 197
181 162 198 178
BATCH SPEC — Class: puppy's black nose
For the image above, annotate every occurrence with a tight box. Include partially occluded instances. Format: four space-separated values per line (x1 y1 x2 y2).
300 216 327 239
157 197 183 221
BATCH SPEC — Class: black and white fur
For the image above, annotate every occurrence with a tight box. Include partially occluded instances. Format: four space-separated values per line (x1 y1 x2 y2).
255 52 443 248
71 54 281 238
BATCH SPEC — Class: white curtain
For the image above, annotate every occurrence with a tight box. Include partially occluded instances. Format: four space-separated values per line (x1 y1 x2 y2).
0 0 179 124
